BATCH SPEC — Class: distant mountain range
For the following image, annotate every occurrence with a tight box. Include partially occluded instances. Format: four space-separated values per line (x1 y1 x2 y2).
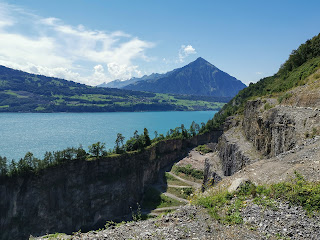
0 65 226 112
99 57 246 97
98 71 176 89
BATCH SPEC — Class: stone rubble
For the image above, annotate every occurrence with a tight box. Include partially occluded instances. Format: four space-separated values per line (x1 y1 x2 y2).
69 205 265 240
242 200 320 240
63 202 320 240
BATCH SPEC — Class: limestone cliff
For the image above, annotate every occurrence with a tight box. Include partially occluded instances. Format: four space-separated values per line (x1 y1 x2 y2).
204 97 320 186
0 131 221 240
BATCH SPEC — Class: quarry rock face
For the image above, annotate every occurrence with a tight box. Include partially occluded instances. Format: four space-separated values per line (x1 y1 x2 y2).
243 100 297 157
0 131 222 240
204 99 320 188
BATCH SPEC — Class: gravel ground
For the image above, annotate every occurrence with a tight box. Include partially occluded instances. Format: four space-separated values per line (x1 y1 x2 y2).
57 199 320 240
242 200 320 240
63 200 320 240
69 205 266 240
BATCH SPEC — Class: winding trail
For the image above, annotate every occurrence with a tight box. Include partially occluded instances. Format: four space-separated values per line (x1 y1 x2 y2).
141 147 208 216
162 192 189 203
153 184 189 203
167 184 192 188
166 172 202 189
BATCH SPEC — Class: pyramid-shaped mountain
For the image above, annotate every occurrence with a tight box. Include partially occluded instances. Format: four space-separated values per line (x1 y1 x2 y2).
123 57 246 97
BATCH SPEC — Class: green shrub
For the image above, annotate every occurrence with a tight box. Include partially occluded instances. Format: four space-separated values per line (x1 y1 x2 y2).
263 103 274 110
172 164 204 179
195 144 213 154
195 172 320 225
278 92 293 104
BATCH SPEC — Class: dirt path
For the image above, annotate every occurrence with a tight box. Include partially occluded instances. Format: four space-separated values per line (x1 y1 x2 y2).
166 172 202 189
152 183 189 204
140 146 213 216
162 192 189 203
167 184 192 188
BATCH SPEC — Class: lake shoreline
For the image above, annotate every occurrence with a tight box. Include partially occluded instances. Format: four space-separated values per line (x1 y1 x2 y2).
0 111 217 161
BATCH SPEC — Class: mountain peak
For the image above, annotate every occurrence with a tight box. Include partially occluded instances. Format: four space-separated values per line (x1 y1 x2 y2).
189 57 214 66
123 57 246 97
186 57 218 70
195 57 206 61
193 57 208 63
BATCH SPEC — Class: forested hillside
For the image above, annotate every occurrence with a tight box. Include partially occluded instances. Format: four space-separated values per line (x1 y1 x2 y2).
0 66 225 112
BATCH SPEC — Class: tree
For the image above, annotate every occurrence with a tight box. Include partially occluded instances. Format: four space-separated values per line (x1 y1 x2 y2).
0 156 8 177
181 124 189 139
43 151 54 166
88 142 106 159
143 128 151 147
24 152 38 169
76 146 87 160
189 121 196 136
115 133 125 154
125 130 144 152
189 121 200 137
8 160 17 176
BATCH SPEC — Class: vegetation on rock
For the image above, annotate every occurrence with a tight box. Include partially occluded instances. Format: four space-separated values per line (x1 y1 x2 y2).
194 172 320 224
172 164 204 180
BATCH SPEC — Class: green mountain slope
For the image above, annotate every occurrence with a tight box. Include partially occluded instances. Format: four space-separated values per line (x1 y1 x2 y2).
0 66 226 112
202 33 320 131
123 57 246 97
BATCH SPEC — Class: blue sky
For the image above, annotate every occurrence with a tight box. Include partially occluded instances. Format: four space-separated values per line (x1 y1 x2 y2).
0 0 319 85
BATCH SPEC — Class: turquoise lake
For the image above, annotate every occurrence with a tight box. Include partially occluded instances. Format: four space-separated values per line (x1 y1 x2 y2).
0 111 217 161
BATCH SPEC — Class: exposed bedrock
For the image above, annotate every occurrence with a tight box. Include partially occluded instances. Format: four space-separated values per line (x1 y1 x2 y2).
0 131 222 240
204 99 320 187
243 100 296 157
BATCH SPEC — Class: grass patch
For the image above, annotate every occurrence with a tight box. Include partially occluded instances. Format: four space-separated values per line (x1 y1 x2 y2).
40 233 71 239
172 164 204 180
263 102 274 110
194 172 320 225
35 106 46 111
278 92 293 104
314 72 320 79
195 144 213 154
164 172 192 186
141 187 183 210
305 127 319 138
167 186 194 199
268 172 320 212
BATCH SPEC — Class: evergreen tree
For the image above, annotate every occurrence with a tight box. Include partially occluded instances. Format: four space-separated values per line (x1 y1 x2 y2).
143 128 151 147
8 160 17 176
0 156 8 177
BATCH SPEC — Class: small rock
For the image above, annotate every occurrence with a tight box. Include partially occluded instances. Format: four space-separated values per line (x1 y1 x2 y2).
228 178 251 193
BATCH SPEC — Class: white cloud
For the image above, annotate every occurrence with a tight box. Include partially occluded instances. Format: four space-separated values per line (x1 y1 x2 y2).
107 62 142 80
256 72 263 75
0 3 154 85
178 44 197 62
183 45 196 55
